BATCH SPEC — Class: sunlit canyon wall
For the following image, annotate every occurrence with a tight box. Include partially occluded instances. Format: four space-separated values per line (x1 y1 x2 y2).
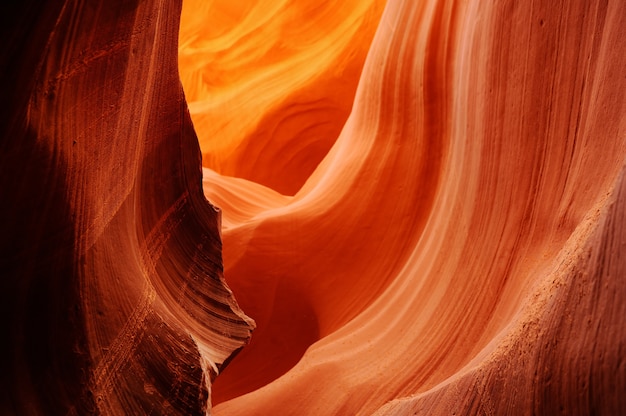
1 0 625 415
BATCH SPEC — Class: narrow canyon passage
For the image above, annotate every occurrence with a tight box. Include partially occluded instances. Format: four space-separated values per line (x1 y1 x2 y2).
1 0 624 415
179 0 393 403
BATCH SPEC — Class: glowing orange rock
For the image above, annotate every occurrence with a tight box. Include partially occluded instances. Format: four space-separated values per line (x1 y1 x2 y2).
179 0 387 195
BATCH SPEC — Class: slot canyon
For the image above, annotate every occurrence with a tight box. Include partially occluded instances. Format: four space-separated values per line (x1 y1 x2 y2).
1 0 625 414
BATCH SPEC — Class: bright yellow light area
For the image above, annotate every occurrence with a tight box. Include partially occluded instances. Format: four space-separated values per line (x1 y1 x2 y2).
178 0 386 195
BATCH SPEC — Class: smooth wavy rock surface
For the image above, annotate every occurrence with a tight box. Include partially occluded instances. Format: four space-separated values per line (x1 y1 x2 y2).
191 0 626 414
0 1 253 414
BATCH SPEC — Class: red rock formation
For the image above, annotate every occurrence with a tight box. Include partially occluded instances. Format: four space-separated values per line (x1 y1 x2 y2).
0 1 252 414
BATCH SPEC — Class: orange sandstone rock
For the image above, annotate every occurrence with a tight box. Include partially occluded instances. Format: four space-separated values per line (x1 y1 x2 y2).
1 0 625 414
196 0 626 414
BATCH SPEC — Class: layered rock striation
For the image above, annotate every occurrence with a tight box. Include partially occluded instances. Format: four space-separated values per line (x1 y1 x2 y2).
1 1 253 414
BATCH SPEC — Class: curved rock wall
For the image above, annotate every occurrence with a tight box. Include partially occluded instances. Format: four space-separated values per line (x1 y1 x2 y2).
1 1 252 414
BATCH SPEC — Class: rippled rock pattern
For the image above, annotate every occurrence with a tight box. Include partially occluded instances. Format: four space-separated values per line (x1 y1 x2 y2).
1 0 625 415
